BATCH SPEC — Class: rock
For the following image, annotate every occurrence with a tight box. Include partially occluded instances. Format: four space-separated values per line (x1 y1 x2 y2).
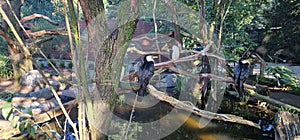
20 70 46 90
19 86 34 94
29 88 53 100
59 89 77 98
58 95 75 104
38 98 57 111
47 80 60 91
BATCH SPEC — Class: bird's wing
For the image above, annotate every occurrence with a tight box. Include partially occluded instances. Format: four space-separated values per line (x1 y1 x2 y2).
240 65 250 81
138 62 145 84
147 63 155 77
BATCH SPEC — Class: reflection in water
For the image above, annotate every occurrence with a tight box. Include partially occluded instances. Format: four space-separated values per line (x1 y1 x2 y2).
164 112 233 140
113 100 273 140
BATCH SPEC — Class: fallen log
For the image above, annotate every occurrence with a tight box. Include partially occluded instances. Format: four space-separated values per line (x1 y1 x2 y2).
147 85 261 129
246 89 300 113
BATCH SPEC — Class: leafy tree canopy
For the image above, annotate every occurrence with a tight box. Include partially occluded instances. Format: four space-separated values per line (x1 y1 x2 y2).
263 0 300 62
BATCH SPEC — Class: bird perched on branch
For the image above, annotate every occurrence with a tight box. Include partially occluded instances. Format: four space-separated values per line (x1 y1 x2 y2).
199 55 211 108
137 54 155 102
234 57 251 101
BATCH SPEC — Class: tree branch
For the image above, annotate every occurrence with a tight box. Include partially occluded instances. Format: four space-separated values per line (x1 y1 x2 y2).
26 29 68 38
21 13 59 26
147 85 261 129
246 89 300 112
0 29 14 46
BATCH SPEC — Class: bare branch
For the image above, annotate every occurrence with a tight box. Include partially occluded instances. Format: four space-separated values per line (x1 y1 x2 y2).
147 85 261 129
34 36 55 45
127 47 168 55
26 29 68 38
0 29 14 46
21 13 59 26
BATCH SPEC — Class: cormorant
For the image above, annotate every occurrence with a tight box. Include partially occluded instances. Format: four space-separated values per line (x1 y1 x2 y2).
137 55 155 102
199 55 211 108
234 57 251 101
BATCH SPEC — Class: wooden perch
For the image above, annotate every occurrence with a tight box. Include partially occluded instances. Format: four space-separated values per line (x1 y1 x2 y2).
21 13 59 26
147 85 261 129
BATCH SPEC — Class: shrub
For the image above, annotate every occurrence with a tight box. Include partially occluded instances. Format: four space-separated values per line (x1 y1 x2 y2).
0 38 13 79
59 61 65 68
67 61 73 68
0 55 13 79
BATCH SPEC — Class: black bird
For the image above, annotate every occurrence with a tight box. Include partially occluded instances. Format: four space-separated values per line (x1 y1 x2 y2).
137 55 155 102
234 57 251 101
199 55 211 109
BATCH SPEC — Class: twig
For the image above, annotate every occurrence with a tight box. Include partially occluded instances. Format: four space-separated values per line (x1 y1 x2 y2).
124 93 138 140
127 47 168 55
27 29 68 38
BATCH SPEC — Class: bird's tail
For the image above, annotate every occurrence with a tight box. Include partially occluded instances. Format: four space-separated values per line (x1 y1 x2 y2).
238 81 245 101
137 89 144 102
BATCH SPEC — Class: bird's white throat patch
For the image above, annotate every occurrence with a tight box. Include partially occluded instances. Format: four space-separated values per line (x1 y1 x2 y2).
146 55 154 62
241 59 250 64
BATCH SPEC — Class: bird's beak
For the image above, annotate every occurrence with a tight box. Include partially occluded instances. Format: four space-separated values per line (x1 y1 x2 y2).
153 56 159 59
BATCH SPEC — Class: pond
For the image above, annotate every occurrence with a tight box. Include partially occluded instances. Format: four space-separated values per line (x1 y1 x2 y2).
111 98 273 140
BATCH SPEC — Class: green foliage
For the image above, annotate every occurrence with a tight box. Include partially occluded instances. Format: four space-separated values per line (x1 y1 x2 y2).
176 0 271 59
263 0 300 61
40 62 45 68
220 0 271 59
0 55 13 79
223 45 251 61
59 61 65 68
0 98 61 138
21 0 64 21
174 75 182 92
0 37 13 79
68 61 73 68
279 107 297 114
29 21 60 32
2 103 13 120
266 66 300 90
1 102 37 137
183 37 197 50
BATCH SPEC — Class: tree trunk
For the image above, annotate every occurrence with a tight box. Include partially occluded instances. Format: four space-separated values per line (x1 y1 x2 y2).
0 1 33 83
79 0 139 139
274 111 300 140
